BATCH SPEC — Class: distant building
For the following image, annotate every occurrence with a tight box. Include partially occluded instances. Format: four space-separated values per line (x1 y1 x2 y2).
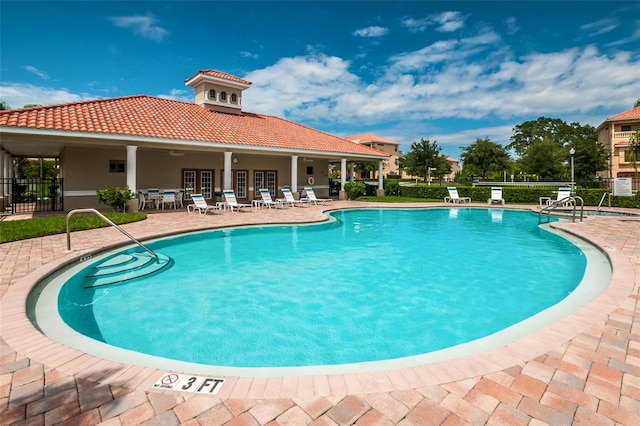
346 133 460 181
596 106 640 183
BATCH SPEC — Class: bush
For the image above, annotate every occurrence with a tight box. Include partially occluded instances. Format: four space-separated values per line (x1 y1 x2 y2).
97 185 135 212
344 181 366 200
384 180 400 196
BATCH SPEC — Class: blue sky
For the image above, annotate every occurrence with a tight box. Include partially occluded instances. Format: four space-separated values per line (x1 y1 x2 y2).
1 1 639 158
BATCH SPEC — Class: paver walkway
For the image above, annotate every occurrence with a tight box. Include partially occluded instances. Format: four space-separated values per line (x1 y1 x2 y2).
1 202 639 425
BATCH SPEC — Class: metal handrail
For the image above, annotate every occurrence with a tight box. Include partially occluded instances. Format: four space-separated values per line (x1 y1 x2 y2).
596 192 611 214
66 208 159 262
539 196 584 224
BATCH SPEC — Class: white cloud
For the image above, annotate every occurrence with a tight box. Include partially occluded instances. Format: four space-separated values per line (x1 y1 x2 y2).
24 66 49 80
503 17 519 35
109 13 168 41
0 83 93 108
353 26 389 38
157 89 191 103
240 51 259 59
606 19 640 46
580 18 618 36
401 11 465 33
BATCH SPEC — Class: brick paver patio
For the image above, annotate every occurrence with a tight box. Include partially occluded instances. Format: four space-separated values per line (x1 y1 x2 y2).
1 202 638 425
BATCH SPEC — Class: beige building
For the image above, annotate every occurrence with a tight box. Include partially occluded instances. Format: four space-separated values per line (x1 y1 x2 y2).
597 106 640 182
0 70 390 211
346 133 460 181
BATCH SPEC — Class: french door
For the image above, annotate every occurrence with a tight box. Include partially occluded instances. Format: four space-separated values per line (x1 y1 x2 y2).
254 171 277 197
182 169 214 201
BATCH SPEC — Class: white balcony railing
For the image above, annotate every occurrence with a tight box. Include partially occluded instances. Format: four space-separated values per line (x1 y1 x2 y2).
614 131 634 140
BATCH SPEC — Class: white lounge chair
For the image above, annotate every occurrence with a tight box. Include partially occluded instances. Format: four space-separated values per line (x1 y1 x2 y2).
187 194 220 215
303 187 332 205
279 188 310 207
444 187 470 203
488 187 505 205
258 188 285 209
541 187 573 207
222 190 252 212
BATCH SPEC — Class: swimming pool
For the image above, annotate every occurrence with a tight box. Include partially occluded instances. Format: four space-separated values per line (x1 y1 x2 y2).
31 208 610 375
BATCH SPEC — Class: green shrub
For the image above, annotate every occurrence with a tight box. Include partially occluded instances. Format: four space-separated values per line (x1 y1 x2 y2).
97 185 135 212
384 180 400 196
344 181 366 200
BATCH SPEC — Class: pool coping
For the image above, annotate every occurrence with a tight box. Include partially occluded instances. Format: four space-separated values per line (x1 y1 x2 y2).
0 202 636 399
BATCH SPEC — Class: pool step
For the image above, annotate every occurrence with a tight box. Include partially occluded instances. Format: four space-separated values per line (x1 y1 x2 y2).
84 253 172 288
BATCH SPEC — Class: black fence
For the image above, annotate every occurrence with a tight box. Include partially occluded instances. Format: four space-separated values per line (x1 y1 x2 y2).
0 178 64 214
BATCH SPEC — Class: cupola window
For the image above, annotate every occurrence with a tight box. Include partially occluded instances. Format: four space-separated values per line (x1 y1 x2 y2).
220 91 227 101
231 93 237 103
208 89 216 100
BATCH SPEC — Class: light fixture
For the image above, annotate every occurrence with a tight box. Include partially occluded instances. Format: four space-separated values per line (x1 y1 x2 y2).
169 151 184 157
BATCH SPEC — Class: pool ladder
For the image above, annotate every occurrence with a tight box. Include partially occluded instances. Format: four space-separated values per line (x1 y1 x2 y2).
539 196 584 224
66 208 158 260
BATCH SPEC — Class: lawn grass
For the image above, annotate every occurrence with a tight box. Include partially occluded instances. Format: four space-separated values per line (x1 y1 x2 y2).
0 212 147 243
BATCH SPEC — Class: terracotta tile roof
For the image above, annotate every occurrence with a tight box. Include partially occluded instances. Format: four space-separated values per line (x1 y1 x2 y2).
185 69 252 86
346 133 401 145
606 106 640 121
0 96 388 158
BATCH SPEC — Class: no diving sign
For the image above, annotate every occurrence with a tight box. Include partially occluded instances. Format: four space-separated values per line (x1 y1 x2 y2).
152 372 224 395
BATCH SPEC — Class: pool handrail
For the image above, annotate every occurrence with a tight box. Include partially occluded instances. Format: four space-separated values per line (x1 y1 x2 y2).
539 195 584 224
66 208 159 262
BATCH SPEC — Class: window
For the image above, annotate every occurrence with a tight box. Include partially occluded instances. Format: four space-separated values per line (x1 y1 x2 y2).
220 91 227 101
109 160 125 173
306 166 314 175
235 170 247 198
254 171 278 197
208 89 216 100
231 93 237 103
182 169 214 200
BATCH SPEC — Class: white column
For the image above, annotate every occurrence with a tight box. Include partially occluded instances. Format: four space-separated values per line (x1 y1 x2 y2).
290 155 298 193
0 150 5 199
223 152 233 190
349 163 355 182
378 161 384 190
341 159 347 190
126 145 137 191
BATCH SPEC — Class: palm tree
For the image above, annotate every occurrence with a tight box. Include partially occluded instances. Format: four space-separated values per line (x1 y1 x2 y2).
629 128 640 178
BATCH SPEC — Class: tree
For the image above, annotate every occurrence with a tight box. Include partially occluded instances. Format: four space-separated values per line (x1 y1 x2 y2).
460 138 512 179
403 138 450 181
508 117 605 181
628 128 640 178
635 99 640 108
507 117 572 157
0 100 10 110
517 139 566 179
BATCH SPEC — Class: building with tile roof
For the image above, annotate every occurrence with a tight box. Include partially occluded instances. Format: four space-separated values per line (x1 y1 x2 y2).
596 106 640 187
346 133 460 181
0 70 389 211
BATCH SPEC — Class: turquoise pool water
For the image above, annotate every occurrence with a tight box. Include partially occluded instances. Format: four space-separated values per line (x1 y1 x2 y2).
57 208 586 368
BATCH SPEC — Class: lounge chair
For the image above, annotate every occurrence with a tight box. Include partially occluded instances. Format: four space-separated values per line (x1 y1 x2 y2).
222 189 252 212
488 187 505 205
444 187 470 203
540 187 573 207
303 187 332 205
279 188 310 207
187 194 221 215
258 188 285 209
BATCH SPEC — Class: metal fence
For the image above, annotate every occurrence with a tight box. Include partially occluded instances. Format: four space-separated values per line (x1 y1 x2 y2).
0 178 64 214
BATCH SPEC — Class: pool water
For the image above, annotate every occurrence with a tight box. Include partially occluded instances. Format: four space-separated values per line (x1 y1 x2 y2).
57 208 586 368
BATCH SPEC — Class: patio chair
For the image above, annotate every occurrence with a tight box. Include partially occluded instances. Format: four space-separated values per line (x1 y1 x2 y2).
147 188 161 209
176 189 185 208
279 188 310 207
161 190 177 210
541 187 573 207
488 187 505 205
258 188 285 209
303 187 332 205
187 194 221 215
444 187 470 203
137 191 147 211
222 190 252 212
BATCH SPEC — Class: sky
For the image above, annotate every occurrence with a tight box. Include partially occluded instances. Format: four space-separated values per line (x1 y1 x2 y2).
1 1 639 159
